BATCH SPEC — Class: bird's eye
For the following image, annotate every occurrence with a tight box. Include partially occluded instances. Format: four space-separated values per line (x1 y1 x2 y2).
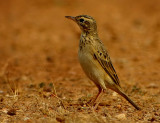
79 19 84 22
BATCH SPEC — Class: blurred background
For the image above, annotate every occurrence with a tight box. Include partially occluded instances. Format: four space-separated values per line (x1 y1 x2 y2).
0 0 159 84
0 0 160 121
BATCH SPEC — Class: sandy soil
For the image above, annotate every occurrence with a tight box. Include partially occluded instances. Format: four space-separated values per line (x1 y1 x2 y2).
0 0 160 122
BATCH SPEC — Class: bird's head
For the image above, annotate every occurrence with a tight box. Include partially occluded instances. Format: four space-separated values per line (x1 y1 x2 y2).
65 15 97 33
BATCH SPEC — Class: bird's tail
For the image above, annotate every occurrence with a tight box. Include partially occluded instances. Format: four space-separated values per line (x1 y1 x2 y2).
111 86 141 110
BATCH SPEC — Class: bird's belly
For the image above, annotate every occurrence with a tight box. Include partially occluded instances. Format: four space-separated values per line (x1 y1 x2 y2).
78 51 104 83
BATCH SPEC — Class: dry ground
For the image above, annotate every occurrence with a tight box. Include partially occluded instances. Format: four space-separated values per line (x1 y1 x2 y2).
0 0 160 122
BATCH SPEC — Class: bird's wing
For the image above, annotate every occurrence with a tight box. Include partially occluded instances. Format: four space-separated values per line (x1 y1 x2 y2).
93 43 121 87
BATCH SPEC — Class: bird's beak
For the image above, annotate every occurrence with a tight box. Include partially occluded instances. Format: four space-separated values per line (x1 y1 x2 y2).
65 16 76 21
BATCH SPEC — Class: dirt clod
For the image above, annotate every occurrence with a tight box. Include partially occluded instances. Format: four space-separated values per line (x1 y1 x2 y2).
7 109 16 116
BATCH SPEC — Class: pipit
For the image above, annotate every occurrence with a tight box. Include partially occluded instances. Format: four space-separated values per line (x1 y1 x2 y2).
65 15 140 110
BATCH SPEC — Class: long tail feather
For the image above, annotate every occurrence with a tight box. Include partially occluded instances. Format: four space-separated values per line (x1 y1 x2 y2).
112 87 141 110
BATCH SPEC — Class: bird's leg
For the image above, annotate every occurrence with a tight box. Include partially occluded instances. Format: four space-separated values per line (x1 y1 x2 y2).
93 89 105 109
88 87 102 106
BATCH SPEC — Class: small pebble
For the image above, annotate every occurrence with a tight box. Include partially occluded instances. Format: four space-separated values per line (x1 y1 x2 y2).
112 92 118 97
116 105 122 109
24 117 30 121
147 83 158 88
0 90 4 94
115 113 126 120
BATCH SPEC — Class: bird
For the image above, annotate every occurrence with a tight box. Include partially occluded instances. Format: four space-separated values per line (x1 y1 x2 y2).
65 15 140 110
